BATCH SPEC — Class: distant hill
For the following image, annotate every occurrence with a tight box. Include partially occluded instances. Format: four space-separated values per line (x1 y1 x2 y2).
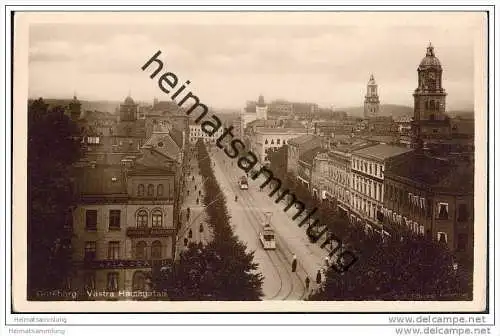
334 104 413 118
447 110 474 119
30 98 121 114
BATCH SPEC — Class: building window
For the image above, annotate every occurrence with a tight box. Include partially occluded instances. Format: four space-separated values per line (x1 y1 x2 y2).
457 204 468 222
132 271 146 291
107 272 119 291
457 233 468 252
84 272 96 291
277 139 280 145
152 210 163 227
84 241 96 261
137 210 148 227
137 184 145 196
157 184 164 196
437 202 449 220
108 241 120 260
109 210 121 230
147 184 154 196
265 139 269 145
135 241 147 260
85 210 97 231
271 139 274 145
151 240 162 259
437 232 448 244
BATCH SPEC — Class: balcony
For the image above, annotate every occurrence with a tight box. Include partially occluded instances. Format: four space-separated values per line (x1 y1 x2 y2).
126 227 175 238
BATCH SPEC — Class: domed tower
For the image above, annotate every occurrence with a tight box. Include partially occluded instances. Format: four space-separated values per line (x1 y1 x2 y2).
412 43 450 150
256 94 268 120
68 95 82 121
364 74 380 119
120 95 138 122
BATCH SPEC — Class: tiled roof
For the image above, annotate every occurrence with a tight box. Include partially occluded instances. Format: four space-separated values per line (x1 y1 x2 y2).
282 120 306 129
334 141 375 153
299 147 327 165
386 153 473 193
128 164 175 176
352 144 413 161
170 127 184 149
288 134 320 146
76 165 127 195
255 128 308 135
114 120 146 138
142 133 181 163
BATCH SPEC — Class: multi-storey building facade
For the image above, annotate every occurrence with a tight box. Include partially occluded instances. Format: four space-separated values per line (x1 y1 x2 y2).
189 123 225 144
382 153 473 257
71 157 177 299
147 99 190 143
311 141 374 214
296 147 326 188
248 127 309 163
287 134 322 177
350 144 413 229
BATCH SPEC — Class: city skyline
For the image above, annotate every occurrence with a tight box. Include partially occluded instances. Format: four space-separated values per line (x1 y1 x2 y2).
28 13 477 111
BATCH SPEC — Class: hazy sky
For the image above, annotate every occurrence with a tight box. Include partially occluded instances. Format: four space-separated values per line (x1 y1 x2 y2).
27 12 480 110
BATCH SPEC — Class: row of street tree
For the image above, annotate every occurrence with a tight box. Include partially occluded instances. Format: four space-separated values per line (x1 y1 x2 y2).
153 140 264 300
27 98 83 299
268 145 473 300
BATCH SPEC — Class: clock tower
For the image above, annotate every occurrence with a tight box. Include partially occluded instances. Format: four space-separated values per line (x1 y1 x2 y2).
412 43 450 150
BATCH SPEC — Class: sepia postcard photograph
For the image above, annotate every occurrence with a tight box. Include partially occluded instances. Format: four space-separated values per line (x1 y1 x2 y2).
9 9 491 316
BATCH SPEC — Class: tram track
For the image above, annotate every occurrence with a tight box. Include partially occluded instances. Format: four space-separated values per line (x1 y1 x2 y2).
212 151 306 300
214 159 287 300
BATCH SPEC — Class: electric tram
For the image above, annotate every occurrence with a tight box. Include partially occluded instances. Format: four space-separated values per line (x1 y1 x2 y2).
259 212 276 250
239 176 249 190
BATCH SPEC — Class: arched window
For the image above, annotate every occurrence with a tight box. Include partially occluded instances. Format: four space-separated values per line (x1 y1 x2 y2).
135 241 147 260
152 210 163 227
136 210 148 227
151 241 162 259
132 271 146 291
137 184 145 196
157 184 164 197
271 139 274 145
265 139 269 145
147 184 154 196
429 100 435 111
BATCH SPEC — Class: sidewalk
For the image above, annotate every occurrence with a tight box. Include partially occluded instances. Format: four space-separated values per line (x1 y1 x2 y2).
175 155 212 258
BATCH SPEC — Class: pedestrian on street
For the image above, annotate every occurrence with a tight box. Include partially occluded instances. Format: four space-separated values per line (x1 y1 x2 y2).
305 276 310 290
196 198 199 205
192 176 195 181
188 229 193 239
199 190 202 196
187 190 190 196
291 254 297 272
195 185 197 191
316 270 322 284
